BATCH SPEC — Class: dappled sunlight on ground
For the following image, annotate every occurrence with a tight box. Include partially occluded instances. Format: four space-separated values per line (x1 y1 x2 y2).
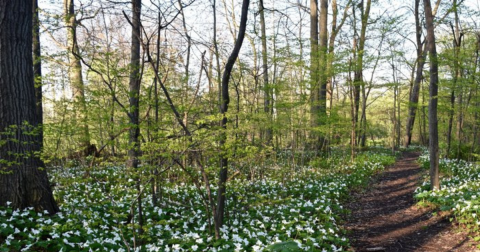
346 152 478 252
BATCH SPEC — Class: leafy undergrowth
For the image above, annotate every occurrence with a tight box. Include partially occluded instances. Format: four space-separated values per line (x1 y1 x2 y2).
414 152 480 240
0 150 396 252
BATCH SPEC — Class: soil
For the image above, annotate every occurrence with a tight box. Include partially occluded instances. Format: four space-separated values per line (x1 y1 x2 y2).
345 151 480 252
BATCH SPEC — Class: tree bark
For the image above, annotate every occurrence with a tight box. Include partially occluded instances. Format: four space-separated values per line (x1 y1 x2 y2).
33 0 43 132
424 0 440 190
404 0 426 147
216 0 249 234
64 0 90 154
309 0 319 148
259 0 272 145
127 0 142 170
0 0 58 213
212 0 222 110
318 0 328 150
356 0 371 148
127 0 143 233
452 0 464 158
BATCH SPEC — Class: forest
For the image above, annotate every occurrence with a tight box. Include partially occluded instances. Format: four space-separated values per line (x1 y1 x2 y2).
0 0 479 251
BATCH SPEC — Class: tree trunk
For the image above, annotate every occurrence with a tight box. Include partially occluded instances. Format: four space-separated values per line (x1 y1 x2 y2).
259 0 272 145
212 0 222 110
470 33 480 161
446 90 455 157
424 0 440 190
404 0 426 147
64 0 90 153
215 0 249 235
127 0 143 234
318 0 328 150
309 0 319 150
0 0 58 213
396 84 401 146
356 0 371 148
327 0 349 147
452 0 464 159
33 0 43 132
127 0 142 170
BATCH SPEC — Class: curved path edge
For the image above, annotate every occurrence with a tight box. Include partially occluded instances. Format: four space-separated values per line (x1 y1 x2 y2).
345 151 479 252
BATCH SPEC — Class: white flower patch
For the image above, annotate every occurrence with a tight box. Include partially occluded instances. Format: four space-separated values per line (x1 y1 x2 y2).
415 152 480 229
0 152 394 251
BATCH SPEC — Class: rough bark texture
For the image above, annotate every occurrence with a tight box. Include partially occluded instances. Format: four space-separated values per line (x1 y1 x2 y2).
216 0 249 232
0 0 58 213
424 0 440 190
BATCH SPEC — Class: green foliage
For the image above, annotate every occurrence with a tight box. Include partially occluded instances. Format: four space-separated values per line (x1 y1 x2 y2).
0 149 395 251
267 241 300 251
0 122 44 173
415 152 480 234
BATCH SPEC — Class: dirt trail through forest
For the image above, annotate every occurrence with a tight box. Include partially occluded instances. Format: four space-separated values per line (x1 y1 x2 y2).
346 151 479 252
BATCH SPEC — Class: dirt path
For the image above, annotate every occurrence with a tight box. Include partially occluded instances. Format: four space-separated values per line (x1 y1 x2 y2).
346 152 479 252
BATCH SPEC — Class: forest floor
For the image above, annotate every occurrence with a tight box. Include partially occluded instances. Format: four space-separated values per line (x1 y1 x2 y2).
345 151 480 252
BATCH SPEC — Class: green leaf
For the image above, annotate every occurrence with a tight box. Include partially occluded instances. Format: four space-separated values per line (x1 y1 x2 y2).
267 241 301 252
439 205 452 211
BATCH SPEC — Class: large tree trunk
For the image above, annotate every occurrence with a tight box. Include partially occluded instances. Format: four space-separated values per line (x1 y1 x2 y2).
215 0 249 235
0 0 58 213
64 0 90 153
424 0 440 190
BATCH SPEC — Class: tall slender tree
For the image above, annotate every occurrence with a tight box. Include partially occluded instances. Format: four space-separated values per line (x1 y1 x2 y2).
356 0 371 147
424 0 440 190
310 0 319 149
259 0 272 145
216 0 250 234
65 0 90 154
127 0 144 232
0 0 58 213
318 0 328 150
451 0 464 158
405 0 427 147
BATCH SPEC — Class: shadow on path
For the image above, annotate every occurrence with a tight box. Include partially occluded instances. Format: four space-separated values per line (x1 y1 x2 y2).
346 152 477 252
